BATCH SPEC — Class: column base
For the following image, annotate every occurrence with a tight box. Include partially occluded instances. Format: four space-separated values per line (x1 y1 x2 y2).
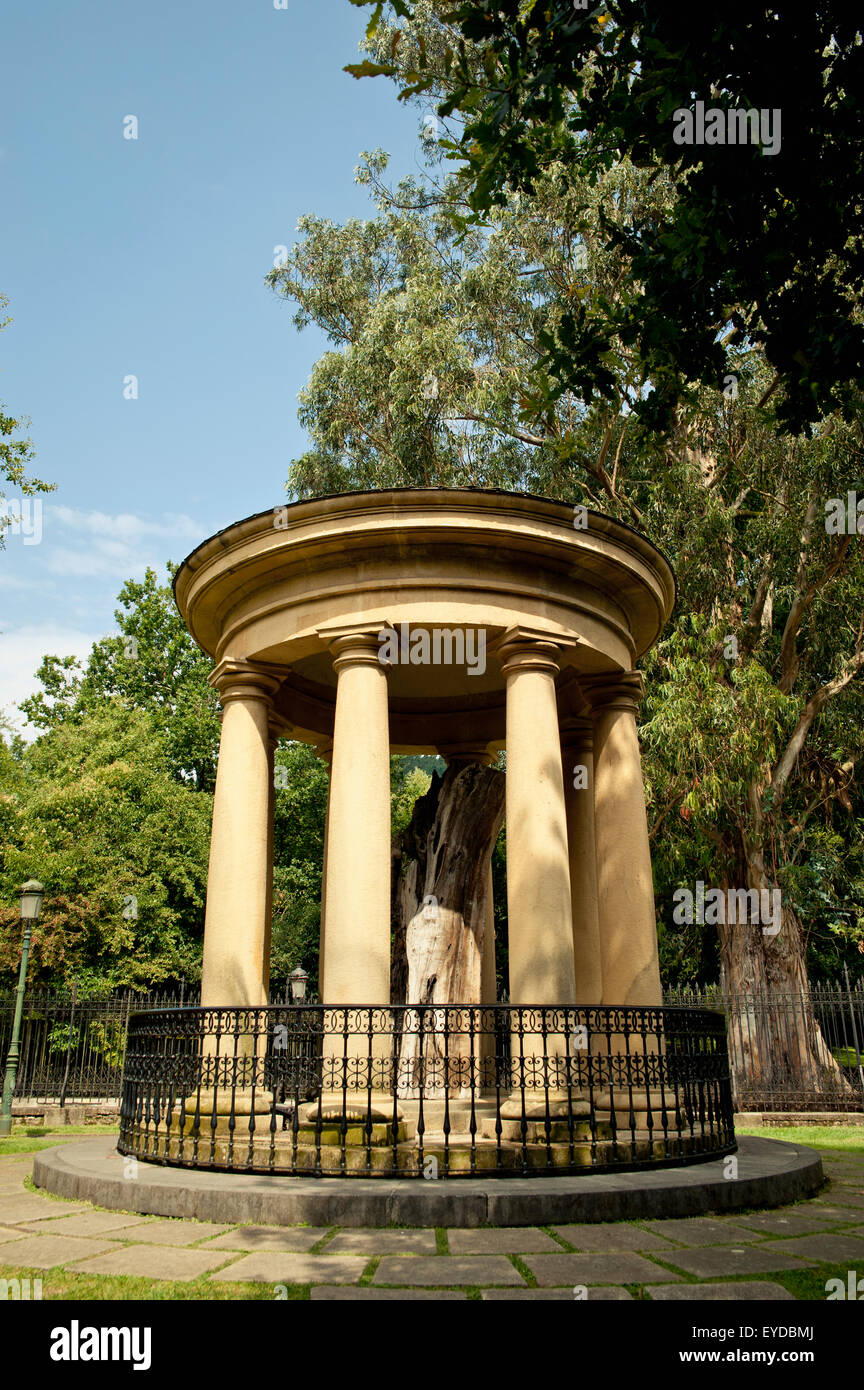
177 1089 275 1138
182 1088 274 1118
500 1092 591 1122
303 1094 404 1126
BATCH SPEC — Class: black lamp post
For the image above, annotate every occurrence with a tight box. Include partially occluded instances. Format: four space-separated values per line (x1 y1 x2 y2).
0 880 44 1137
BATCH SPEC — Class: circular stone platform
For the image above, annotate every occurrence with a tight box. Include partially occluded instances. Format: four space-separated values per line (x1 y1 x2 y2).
33 1136 823 1229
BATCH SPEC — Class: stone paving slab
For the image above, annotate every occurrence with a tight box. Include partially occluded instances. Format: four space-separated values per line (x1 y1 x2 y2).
659 1246 808 1278
21 1211 156 1237
211 1252 369 1284
482 1286 633 1300
325 1230 438 1255
0 1197 89 1225
765 1232 864 1262
0 1224 27 1242
551 1223 677 1253
525 1252 681 1286
0 1235 124 1268
649 1282 796 1301
641 1217 766 1246
311 1286 467 1300
114 1218 236 1246
68 1245 233 1282
373 1255 524 1287
821 1190 864 1208
205 1225 332 1252
447 1227 560 1255
804 1204 863 1222
728 1210 856 1237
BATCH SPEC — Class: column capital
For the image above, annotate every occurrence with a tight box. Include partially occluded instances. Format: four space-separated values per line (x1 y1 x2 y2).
559 715 594 751
209 659 282 706
490 625 577 678
582 669 645 714
315 620 392 674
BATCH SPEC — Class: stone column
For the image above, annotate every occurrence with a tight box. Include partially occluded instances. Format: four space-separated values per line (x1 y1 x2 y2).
319 629 392 1005
586 672 662 1007
314 625 394 1123
496 630 577 1117
194 660 280 1127
496 632 576 1004
585 671 663 1132
200 661 281 1008
560 716 603 1004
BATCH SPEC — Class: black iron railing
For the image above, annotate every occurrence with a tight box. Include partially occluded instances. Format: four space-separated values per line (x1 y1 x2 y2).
118 1004 735 1178
8 980 862 1110
666 980 864 1111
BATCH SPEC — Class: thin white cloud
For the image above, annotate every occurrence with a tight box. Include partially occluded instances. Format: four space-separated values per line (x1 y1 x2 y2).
49 507 202 541
41 506 203 580
0 623 101 741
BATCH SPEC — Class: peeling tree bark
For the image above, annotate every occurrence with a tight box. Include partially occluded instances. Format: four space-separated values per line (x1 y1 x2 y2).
390 764 505 1096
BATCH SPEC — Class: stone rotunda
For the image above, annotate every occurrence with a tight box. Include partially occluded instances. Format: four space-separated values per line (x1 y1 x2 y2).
174 487 676 1016
116 487 734 1177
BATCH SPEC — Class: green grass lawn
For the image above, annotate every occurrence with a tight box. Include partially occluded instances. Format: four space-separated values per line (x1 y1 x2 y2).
735 1121 864 1155
831 1047 864 1067
0 1125 119 1158
0 1262 305 1301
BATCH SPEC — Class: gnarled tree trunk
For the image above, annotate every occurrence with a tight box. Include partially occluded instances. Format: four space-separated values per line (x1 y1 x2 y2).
721 808 849 1107
391 763 505 1096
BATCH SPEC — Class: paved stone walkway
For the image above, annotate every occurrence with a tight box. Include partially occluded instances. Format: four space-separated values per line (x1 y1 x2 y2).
1 1141 863 1299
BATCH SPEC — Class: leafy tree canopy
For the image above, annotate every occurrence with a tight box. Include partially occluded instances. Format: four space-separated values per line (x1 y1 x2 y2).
348 2 864 435
0 702 211 989
272 132 864 982
19 566 221 792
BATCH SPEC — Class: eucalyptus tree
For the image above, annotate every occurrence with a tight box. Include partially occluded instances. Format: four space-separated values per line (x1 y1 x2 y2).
270 128 864 1088
349 1 864 436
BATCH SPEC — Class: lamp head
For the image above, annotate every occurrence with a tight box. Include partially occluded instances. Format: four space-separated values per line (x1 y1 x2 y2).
20 880 44 922
289 966 309 1002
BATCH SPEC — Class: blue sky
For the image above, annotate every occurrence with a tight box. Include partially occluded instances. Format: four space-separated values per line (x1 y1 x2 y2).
0 0 422 732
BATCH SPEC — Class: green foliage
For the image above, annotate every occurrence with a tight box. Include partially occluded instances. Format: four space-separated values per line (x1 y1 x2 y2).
348 3 864 435
19 567 221 791
0 702 212 989
391 757 433 836
273 94 864 983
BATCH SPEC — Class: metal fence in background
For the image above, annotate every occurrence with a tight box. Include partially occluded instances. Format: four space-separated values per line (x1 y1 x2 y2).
0 985 199 1102
664 977 864 1112
3 977 863 1111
